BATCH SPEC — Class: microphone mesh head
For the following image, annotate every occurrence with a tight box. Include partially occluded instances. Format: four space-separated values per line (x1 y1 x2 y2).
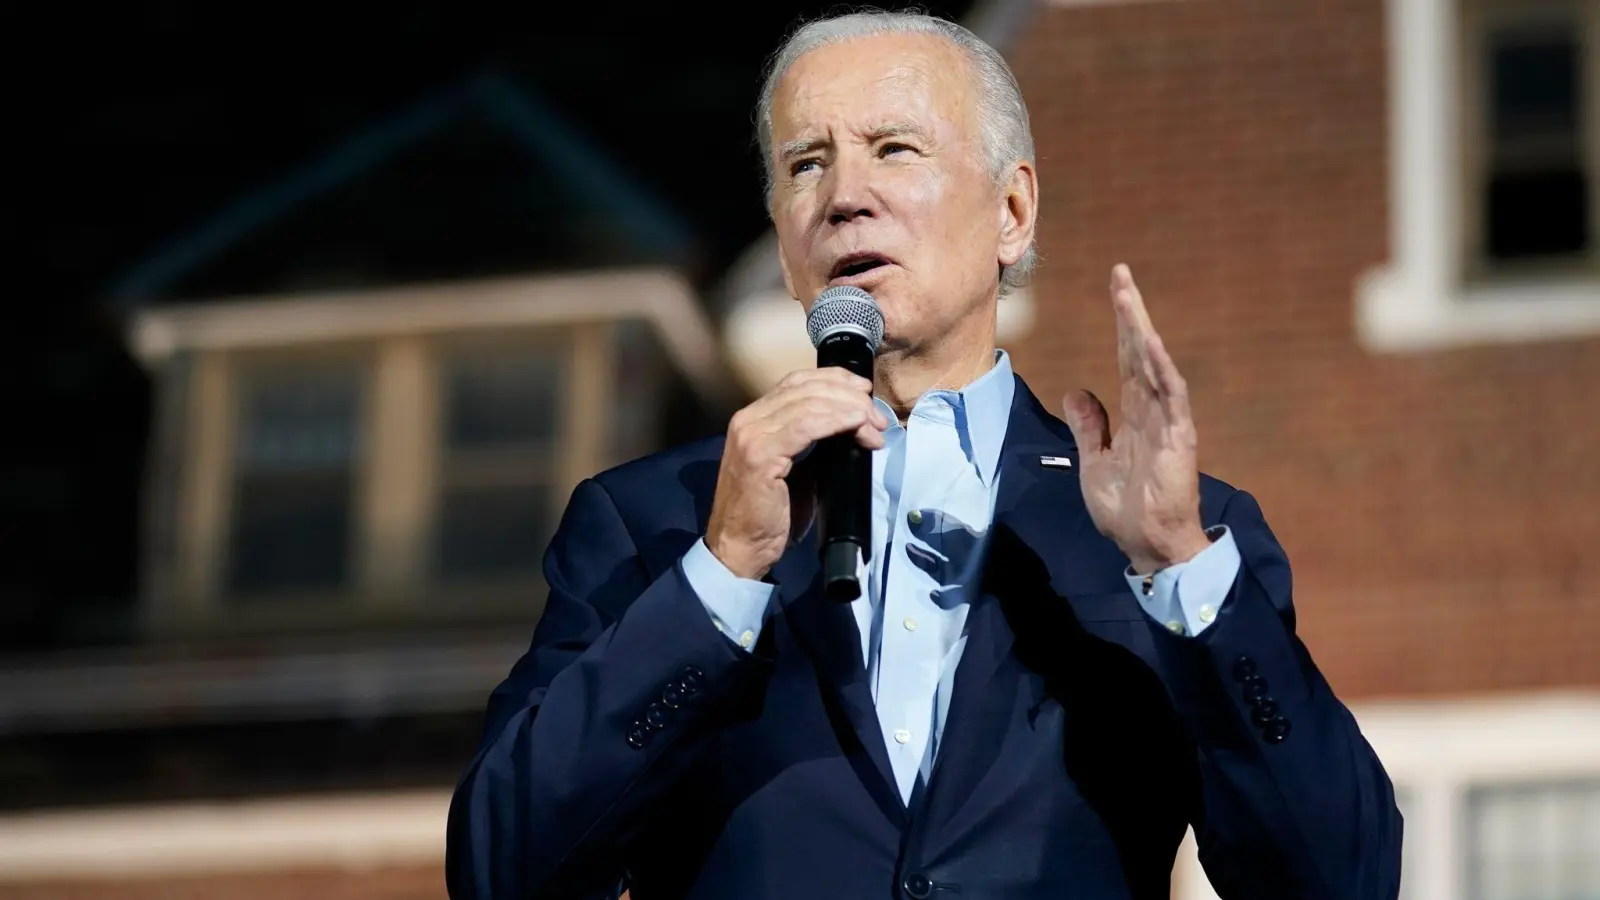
806 286 885 351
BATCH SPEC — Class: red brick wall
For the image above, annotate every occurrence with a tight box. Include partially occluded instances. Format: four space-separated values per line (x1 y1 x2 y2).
1007 0 1600 699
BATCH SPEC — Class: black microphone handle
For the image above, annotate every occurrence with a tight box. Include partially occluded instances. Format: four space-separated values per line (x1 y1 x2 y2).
814 330 876 601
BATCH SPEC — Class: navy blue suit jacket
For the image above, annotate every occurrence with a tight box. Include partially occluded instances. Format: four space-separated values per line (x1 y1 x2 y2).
446 378 1402 900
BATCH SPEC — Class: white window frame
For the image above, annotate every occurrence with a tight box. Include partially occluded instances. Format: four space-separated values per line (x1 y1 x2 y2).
1173 690 1600 900
1357 0 1600 352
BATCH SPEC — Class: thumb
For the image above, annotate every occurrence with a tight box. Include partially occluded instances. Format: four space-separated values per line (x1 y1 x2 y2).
1061 389 1111 453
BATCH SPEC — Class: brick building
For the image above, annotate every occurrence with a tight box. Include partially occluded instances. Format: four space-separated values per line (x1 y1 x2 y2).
1005 1 1600 895
722 0 1600 897
4 0 1596 898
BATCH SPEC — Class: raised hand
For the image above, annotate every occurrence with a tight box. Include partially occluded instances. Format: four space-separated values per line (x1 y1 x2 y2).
707 368 890 581
1060 264 1210 574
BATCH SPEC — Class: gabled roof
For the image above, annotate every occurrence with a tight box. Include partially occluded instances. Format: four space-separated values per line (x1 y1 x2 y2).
108 69 694 308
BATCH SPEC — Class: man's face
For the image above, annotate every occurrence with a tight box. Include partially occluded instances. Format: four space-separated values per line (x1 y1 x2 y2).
768 33 1032 354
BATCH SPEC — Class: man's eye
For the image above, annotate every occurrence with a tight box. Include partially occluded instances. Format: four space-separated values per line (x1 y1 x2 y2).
791 158 821 176
880 143 915 157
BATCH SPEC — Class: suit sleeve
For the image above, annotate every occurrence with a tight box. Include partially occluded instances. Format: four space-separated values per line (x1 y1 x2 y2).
1146 489 1403 900
445 477 763 900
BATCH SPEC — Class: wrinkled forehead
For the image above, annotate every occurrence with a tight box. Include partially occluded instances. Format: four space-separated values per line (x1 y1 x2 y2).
769 33 980 145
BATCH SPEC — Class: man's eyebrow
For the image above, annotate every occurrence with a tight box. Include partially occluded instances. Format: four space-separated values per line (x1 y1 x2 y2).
776 123 932 164
778 136 829 163
865 122 930 143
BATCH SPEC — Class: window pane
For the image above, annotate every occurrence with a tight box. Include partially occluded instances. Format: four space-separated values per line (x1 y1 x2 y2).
444 352 563 449
1467 779 1600 900
229 472 353 592
227 367 361 594
236 370 361 470
1488 169 1589 259
1483 18 1589 261
435 483 551 581
435 346 564 583
610 319 662 465
1492 28 1581 140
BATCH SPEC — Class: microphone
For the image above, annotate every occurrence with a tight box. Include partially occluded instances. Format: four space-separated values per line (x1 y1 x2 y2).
805 286 886 601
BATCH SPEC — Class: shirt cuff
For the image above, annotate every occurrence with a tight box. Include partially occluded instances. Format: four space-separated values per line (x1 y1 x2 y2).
1125 526 1241 638
681 537 776 653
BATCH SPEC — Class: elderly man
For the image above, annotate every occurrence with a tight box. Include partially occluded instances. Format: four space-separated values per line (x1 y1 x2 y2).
447 11 1402 900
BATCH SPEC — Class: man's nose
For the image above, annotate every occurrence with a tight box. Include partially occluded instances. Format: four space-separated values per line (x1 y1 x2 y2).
825 155 878 225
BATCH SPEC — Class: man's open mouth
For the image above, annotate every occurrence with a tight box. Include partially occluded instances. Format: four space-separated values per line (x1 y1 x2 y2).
829 254 893 280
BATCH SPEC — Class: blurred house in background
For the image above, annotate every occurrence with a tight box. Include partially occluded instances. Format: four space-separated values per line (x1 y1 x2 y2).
0 72 734 899
2 0 1596 898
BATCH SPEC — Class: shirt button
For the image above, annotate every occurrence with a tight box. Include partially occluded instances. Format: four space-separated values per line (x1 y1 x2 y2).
1198 604 1216 624
738 630 755 648
903 617 918 632
1166 620 1186 635
907 509 923 526
893 729 911 744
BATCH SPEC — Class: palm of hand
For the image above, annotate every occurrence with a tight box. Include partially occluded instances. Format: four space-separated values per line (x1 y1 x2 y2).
1063 265 1208 574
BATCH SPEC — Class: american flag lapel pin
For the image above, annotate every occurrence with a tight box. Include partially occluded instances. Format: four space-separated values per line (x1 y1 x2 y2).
1039 455 1073 469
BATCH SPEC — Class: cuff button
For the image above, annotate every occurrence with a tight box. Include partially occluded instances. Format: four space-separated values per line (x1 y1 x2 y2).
644 702 670 730
1232 656 1258 682
1263 717 1292 744
626 724 650 749
1242 677 1270 702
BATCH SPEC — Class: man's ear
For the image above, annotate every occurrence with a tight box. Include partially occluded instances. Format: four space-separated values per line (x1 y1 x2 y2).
996 160 1039 269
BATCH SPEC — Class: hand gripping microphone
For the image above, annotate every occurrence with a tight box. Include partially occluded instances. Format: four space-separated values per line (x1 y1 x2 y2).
805 286 886 601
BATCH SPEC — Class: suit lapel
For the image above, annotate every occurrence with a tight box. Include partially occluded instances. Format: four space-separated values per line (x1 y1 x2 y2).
914 378 1102 832
771 528 909 826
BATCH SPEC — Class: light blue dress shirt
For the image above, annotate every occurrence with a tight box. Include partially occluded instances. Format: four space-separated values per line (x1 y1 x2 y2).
682 351 1241 804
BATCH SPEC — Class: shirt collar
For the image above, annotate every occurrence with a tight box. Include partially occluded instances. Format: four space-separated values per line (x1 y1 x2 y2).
958 349 1014 487
875 350 1015 488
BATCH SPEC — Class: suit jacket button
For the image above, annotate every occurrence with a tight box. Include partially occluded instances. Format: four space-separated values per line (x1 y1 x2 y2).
902 873 933 899
680 666 706 694
626 723 650 749
662 683 686 709
1263 717 1292 744
1232 656 1258 682
1250 698 1279 726
1242 676 1270 702
644 702 670 729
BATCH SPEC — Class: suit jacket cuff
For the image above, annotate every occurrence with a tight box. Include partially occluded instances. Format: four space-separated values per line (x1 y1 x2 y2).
1145 562 1310 748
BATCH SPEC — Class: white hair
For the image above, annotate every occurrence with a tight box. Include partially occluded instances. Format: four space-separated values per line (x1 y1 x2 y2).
755 8 1038 291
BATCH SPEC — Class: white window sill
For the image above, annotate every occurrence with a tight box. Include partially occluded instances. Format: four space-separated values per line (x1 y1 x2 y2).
1357 265 1600 352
